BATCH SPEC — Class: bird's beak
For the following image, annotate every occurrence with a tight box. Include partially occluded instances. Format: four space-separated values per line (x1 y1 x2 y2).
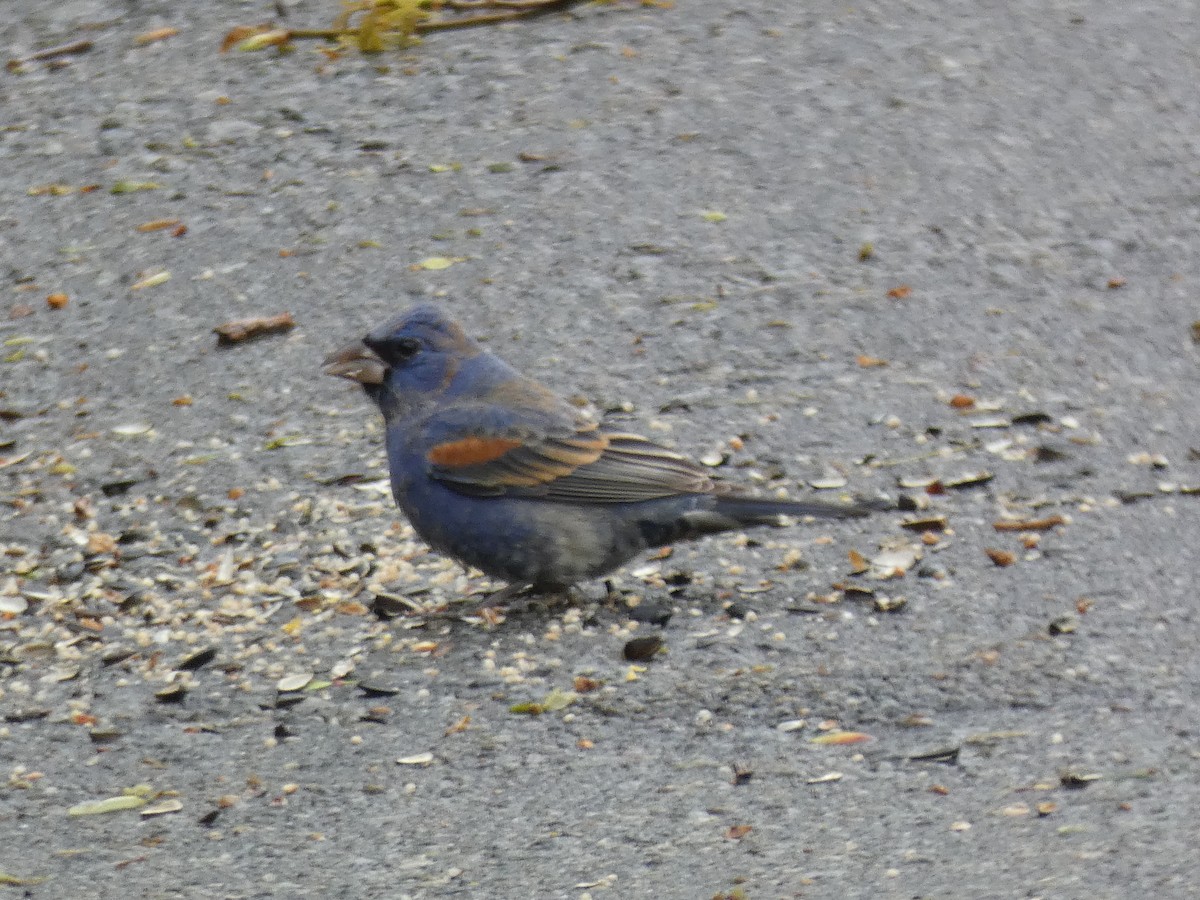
323 341 387 385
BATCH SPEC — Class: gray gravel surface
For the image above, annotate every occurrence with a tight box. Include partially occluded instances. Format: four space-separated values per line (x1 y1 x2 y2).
2 1 1198 898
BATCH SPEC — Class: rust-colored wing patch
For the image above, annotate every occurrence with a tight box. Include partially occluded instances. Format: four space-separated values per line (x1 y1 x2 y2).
427 436 524 468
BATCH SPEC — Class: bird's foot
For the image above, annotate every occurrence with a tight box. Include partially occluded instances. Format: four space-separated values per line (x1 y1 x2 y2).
412 582 537 622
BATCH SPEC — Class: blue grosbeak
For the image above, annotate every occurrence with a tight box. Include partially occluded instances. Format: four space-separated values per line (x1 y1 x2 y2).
325 305 870 604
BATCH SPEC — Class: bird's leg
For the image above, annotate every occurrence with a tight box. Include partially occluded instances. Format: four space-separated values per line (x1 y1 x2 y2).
471 581 535 610
418 581 536 622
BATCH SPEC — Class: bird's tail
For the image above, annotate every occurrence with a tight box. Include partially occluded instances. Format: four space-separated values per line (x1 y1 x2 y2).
712 495 875 526
635 493 880 548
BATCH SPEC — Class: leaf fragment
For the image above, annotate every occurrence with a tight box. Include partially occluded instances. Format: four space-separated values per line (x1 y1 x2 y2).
68 795 147 816
214 312 296 345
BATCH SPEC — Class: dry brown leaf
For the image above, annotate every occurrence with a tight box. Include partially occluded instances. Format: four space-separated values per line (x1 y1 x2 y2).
214 312 296 345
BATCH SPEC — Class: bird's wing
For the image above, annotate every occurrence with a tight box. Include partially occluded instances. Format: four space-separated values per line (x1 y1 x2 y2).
424 409 713 502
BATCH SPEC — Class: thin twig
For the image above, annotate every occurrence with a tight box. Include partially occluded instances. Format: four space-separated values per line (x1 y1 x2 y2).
7 39 94 70
289 0 577 40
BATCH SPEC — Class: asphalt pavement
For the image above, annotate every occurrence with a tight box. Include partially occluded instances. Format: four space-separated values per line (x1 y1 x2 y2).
1 1 1198 897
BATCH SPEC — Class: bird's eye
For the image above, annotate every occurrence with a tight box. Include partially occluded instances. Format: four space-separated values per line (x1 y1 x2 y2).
393 337 421 360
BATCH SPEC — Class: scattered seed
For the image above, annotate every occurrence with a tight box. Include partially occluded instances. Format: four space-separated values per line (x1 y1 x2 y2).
134 27 179 45
177 647 217 670
984 548 1016 567
806 772 843 784
140 799 183 817
623 635 663 662
900 515 947 532
809 731 871 745
943 471 994 489
809 476 848 490
1061 772 1101 789
277 673 313 692
0 595 29 615
155 683 187 704
1048 615 1077 636
112 181 162 195
873 595 907 613
136 218 182 232
396 752 434 766
130 270 170 290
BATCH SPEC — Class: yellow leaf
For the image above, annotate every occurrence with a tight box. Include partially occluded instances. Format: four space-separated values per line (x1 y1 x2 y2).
414 256 465 271
68 795 147 816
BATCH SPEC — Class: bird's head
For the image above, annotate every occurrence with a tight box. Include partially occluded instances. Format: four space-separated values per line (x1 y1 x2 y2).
324 304 482 417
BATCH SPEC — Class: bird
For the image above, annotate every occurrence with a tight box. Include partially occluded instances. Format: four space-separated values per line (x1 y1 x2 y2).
324 304 873 609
